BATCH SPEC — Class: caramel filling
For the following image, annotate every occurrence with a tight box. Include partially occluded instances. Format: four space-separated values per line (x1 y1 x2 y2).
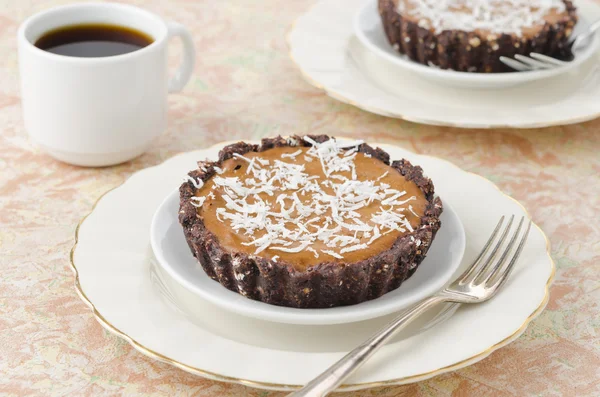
194 142 427 271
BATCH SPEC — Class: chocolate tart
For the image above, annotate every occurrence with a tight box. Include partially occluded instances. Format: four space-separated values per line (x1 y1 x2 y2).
378 0 578 73
179 136 442 308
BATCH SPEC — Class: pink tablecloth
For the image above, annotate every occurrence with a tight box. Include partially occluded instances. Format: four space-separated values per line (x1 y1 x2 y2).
1 0 599 395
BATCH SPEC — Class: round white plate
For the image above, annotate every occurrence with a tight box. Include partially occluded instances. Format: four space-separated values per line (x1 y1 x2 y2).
150 187 465 325
71 141 554 391
354 0 599 89
288 0 600 128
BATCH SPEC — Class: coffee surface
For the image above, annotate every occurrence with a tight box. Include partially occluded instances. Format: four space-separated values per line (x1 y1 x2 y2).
34 24 153 57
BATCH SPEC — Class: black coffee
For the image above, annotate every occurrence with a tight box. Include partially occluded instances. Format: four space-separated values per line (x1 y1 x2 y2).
34 24 153 57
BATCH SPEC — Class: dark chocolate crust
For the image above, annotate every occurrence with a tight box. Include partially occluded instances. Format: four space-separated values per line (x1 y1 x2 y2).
378 0 578 73
179 136 443 308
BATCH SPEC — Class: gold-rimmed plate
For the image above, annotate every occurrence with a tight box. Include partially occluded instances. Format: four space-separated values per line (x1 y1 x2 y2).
71 141 554 391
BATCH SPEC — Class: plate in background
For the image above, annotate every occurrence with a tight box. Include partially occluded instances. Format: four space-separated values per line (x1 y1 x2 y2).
354 0 599 89
288 0 600 128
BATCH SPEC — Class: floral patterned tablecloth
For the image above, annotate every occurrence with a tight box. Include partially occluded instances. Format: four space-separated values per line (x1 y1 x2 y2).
1 0 599 396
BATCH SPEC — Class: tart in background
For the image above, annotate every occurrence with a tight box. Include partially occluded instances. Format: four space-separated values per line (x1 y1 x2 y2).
378 0 578 73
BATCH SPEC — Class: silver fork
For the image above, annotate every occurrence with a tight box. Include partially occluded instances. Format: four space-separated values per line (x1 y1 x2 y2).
500 19 600 72
288 215 531 397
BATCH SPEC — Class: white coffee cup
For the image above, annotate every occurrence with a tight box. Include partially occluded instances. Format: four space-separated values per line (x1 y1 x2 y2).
18 3 195 167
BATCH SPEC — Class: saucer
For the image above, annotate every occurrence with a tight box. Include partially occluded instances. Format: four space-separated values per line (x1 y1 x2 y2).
150 187 465 325
71 140 554 391
354 0 600 90
288 0 600 128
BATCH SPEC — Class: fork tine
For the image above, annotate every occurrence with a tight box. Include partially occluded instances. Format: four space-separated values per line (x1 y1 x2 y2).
500 56 531 72
480 216 524 284
487 220 532 293
484 217 531 288
466 215 515 284
529 52 566 66
458 216 505 282
514 54 554 70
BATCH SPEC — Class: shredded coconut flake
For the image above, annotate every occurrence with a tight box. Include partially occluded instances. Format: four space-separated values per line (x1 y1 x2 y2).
322 250 344 259
281 149 303 159
187 176 203 189
340 244 369 254
408 204 419 218
190 196 206 207
377 171 389 181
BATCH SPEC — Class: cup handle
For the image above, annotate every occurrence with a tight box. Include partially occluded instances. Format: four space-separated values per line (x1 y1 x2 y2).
166 22 196 93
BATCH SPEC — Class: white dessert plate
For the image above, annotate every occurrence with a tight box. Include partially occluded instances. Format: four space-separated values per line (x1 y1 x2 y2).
354 0 599 89
71 140 554 391
288 0 600 128
150 187 465 325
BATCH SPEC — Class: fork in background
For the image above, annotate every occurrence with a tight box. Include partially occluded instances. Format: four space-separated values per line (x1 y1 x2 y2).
500 19 600 71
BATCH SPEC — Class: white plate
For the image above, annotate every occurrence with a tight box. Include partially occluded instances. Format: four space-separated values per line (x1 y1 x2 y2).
71 141 554 391
288 0 600 128
150 187 465 325
354 0 599 89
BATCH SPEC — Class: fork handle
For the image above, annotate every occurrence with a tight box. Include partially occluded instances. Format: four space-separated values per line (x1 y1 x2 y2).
287 294 448 397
